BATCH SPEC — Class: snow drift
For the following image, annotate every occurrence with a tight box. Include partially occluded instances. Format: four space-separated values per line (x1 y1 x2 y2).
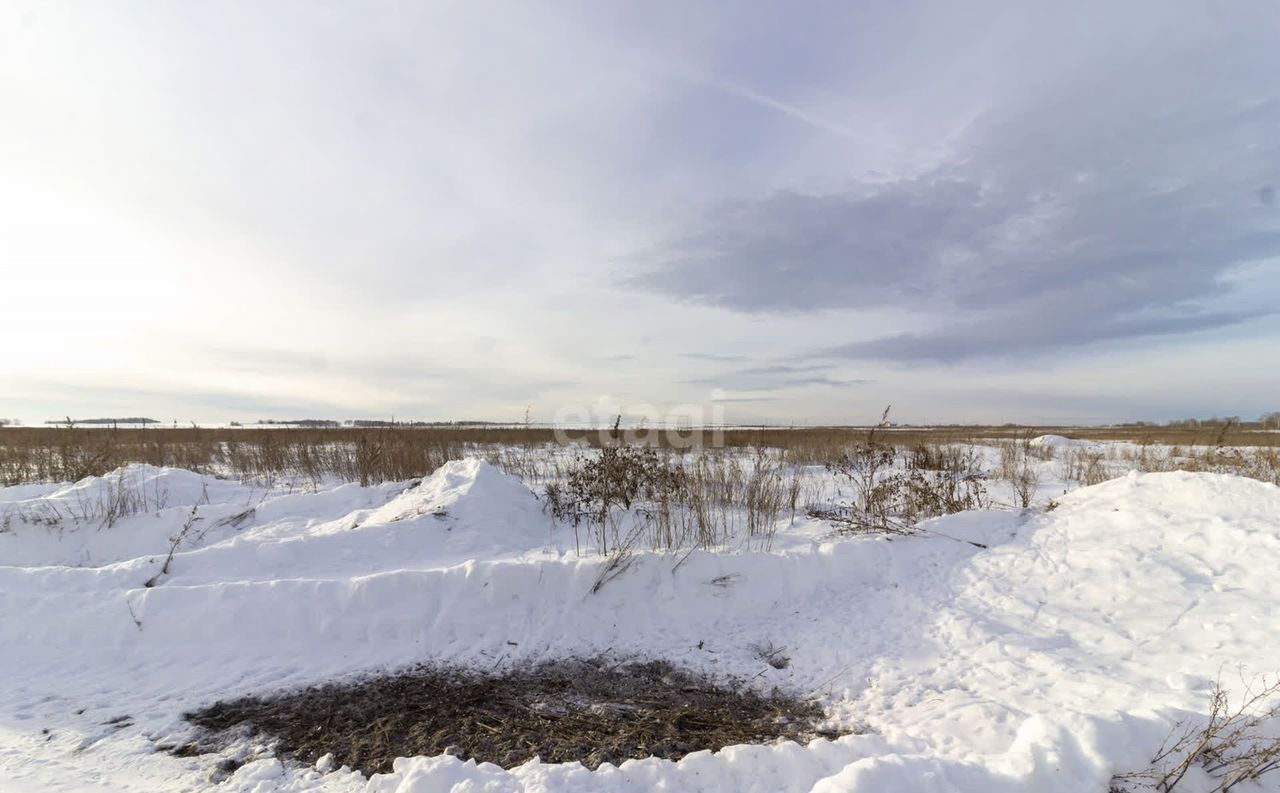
1028 433 1098 449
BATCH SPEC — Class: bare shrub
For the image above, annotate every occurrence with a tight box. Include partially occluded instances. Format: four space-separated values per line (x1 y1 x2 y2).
1188 447 1280 487
544 421 685 554
738 451 795 549
1010 464 1040 509
1118 442 1172 474
143 503 203 588
1114 672 1280 792
825 406 897 525
997 435 1042 508
996 440 1021 481
822 407 988 530
1110 444 1280 488
1 502 65 533
908 444 976 474
1061 447 1114 486
546 437 798 555
895 465 990 521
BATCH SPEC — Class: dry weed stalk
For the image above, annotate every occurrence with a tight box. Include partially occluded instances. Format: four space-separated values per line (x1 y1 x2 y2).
1114 671 1280 792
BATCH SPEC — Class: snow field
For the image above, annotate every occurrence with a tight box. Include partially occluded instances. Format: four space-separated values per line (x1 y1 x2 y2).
1 456 1279 792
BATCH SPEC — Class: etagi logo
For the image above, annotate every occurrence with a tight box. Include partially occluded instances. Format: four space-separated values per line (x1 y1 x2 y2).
551 393 728 448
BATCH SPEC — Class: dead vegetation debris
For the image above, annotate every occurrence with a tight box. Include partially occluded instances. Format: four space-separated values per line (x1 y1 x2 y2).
181 657 838 775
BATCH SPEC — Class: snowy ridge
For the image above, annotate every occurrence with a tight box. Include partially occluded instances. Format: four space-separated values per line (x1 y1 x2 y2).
3 462 1280 792
1028 433 1099 449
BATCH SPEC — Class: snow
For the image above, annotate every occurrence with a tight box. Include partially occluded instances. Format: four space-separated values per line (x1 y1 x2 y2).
1028 434 1097 449
3 457 1280 792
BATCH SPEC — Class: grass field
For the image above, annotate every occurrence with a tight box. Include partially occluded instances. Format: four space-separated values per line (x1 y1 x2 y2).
2 422 1278 488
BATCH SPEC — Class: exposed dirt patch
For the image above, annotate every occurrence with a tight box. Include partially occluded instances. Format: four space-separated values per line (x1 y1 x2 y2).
182 657 838 775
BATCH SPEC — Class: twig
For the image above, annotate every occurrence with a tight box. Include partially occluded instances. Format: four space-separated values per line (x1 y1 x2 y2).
143 504 201 588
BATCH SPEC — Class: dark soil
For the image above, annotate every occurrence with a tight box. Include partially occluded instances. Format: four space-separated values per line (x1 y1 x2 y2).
182 657 837 775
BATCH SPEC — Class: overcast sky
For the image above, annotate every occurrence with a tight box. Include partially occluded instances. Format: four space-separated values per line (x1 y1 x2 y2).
3 1 1279 426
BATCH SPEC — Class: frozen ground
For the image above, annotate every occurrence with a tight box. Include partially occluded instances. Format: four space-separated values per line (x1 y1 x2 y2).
2 451 1280 792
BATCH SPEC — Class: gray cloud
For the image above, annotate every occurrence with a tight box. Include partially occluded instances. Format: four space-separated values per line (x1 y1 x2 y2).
633 179 1005 313
628 11 1280 361
728 364 828 376
14 381 358 421
823 309 1276 362
679 352 750 362
683 363 873 391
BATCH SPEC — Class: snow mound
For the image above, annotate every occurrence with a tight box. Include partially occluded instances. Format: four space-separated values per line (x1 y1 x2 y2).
0 465 262 568
1027 434 1095 449
359 458 550 562
42 464 241 510
0 460 545 572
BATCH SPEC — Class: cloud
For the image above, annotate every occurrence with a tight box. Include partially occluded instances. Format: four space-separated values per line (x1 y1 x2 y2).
10 380 359 421
679 352 751 363
632 179 1004 313
5 2 1280 423
727 364 828 376
627 8 1280 361
683 362 873 391
822 309 1276 363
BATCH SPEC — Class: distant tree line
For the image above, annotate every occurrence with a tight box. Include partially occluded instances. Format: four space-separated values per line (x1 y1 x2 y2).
1163 414 1280 429
348 419 505 428
252 419 507 428
42 418 159 426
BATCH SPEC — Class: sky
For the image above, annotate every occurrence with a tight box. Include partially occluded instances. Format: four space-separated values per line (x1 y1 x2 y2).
2 1 1279 426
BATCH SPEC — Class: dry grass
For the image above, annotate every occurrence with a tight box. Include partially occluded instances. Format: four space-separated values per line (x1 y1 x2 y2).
3 424 1278 489
1071 444 1280 488
0 426 501 487
545 445 800 555
180 657 835 775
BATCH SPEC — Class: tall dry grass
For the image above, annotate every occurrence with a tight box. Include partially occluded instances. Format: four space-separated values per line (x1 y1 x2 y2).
2 423 1277 492
544 444 803 555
